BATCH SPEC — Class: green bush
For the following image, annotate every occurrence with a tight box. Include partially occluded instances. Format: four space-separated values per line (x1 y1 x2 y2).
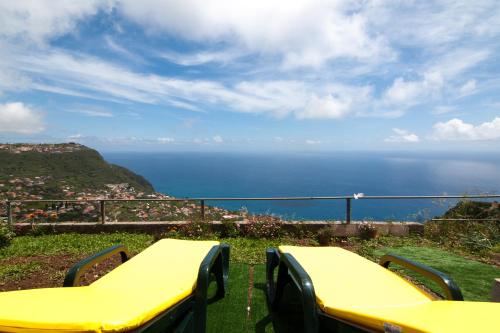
241 215 283 239
424 219 499 253
178 220 213 239
358 222 378 240
0 222 15 248
218 220 240 238
317 226 336 245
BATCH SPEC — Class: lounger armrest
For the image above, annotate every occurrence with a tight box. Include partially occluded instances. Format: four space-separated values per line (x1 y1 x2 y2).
266 248 319 333
380 253 463 301
63 244 129 287
194 243 230 332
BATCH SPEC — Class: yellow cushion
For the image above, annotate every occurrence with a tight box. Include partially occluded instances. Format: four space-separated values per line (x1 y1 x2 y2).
0 239 219 333
279 246 500 333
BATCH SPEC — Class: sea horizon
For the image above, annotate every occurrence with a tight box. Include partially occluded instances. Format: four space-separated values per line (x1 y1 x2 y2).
103 150 500 221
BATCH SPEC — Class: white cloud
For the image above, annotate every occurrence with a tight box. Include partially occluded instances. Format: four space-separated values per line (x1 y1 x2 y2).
159 49 242 66
299 95 352 120
459 79 477 96
0 0 108 43
2 48 376 119
305 139 321 145
213 135 223 143
157 137 175 144
118 0 393 68
0 102 45 134
432 106 455 115
431 117 500 141
383 71 444 106
364 1 500 47
69 108 114 117
384 128 419 143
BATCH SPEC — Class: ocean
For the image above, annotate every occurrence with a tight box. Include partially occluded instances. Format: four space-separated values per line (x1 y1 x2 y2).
102 151 500 221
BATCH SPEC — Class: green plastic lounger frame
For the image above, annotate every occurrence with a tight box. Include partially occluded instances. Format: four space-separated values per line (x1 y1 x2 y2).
266 246 500 333
0 239 230 333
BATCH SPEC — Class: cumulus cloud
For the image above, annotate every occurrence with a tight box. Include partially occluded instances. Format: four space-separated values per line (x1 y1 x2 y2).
299 95 352 119
0 102 45 134
384 72 444 106
0 0 108 43
384 128 420 143
431 117 500 141
213 135 223 143
305 139 321 145
0 0 498 128
118 0 393 68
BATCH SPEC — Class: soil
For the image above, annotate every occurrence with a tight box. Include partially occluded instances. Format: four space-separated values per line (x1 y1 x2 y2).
0 253 125 291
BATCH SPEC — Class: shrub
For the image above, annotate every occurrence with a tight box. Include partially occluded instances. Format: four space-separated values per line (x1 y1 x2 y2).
425 219 499 253
27 223 56 237
317 226 336 245
178 220 213 239
242 215 283 239
0 222 15 248
358 222 378 240
218 220 240 238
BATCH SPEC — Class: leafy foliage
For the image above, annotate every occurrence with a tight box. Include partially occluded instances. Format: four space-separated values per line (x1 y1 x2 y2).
241 215 283 239
0 222 15 248
358 221 378 240
425 200 500 254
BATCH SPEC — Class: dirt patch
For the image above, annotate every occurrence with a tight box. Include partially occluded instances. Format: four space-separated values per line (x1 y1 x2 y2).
0 253 127 291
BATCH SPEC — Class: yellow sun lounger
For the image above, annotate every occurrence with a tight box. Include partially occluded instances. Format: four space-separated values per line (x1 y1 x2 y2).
266 246 500 333
0 239 229 333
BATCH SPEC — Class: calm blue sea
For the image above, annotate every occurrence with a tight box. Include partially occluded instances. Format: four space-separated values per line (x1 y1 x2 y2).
102 151 500 221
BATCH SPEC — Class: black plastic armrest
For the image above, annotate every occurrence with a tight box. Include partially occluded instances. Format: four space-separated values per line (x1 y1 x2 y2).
63 244 129 287
266 247 319 333
379 254 463 301
193 243 230 332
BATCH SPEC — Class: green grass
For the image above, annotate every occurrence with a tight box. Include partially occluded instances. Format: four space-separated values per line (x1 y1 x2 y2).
0 262 42 281
0 233 498 332
0 233 154 259
373 246 499 301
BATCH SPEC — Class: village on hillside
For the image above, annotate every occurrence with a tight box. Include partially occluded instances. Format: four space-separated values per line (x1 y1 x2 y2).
0 144 240 223
0 143 84 154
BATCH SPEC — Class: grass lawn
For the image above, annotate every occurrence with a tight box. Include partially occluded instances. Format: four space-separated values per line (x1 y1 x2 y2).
0 233 498 332
373 246 499 301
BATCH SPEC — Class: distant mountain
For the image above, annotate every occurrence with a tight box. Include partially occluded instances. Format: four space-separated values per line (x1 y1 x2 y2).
0 143 154 200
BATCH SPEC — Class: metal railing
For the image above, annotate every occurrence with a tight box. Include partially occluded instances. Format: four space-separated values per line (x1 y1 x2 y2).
3 194 499 225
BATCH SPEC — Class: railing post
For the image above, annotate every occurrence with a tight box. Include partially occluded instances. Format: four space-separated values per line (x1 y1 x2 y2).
200 200 205 221
100 200 106 224
6 201 13 225
345 198 351 224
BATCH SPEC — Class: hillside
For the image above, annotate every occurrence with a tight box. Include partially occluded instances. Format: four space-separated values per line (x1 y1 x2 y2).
0 143 231 223
0 143 153 200
441 200 500 220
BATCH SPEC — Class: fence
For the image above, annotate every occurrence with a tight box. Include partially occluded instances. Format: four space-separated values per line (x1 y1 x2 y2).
3 194 500 225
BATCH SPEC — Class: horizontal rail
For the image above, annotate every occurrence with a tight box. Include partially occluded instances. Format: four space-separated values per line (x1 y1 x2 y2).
3 194 498 225
3 194 500 203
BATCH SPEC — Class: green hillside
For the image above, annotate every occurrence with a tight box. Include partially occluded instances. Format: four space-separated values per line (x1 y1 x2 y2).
0 144 154 199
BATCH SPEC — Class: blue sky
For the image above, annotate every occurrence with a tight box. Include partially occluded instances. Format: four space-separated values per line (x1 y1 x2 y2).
0 0 499 151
